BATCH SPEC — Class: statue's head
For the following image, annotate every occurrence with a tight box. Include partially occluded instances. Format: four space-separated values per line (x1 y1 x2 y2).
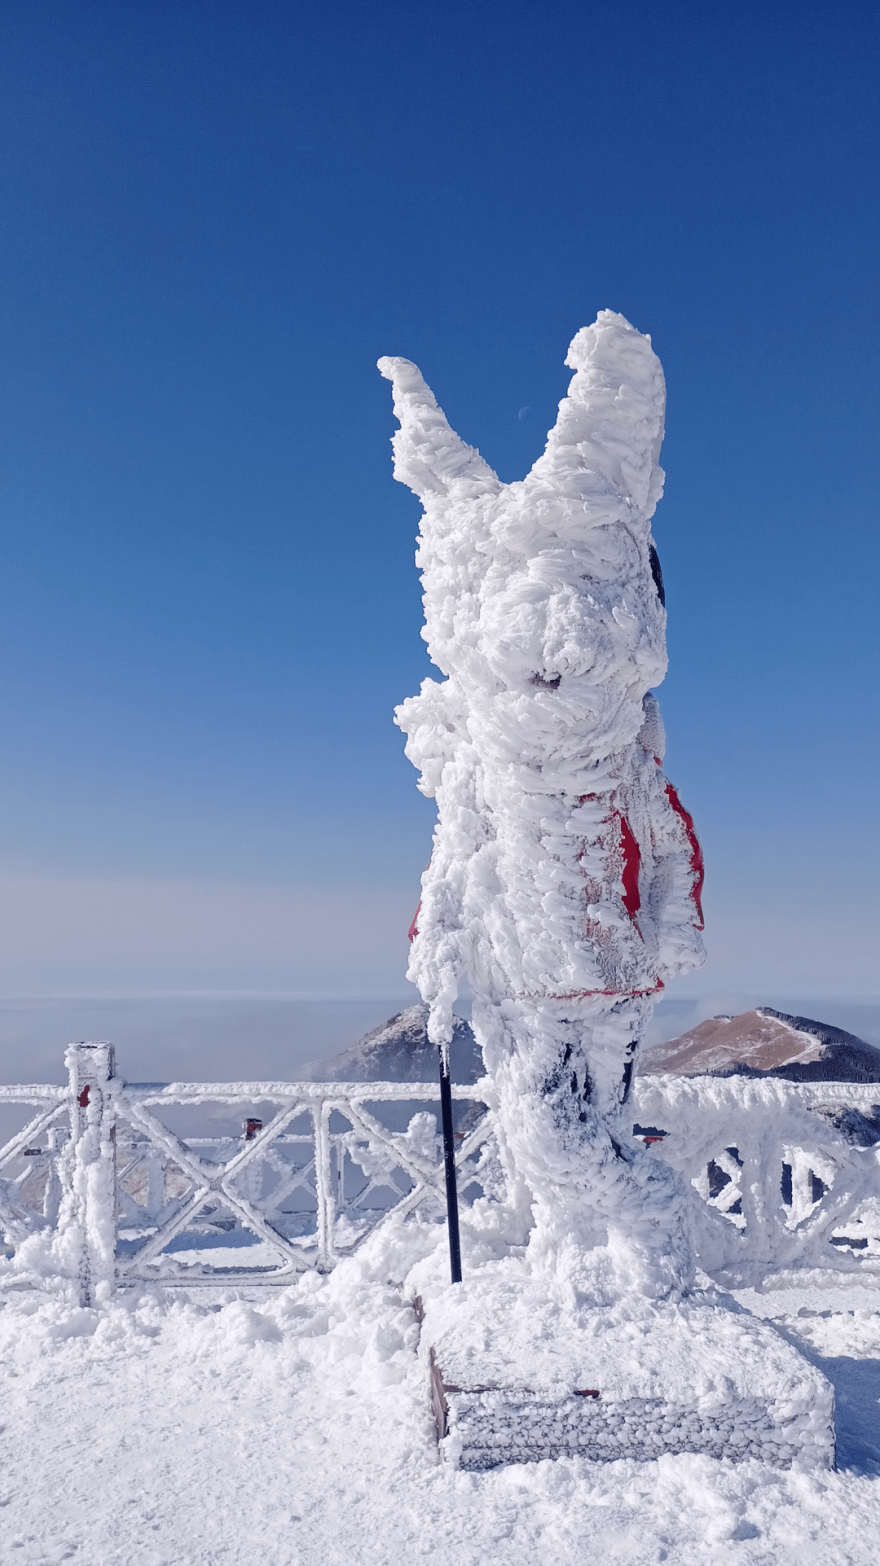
380 311 670 773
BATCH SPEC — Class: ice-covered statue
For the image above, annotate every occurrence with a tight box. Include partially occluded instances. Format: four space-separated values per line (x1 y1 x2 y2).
379 314 834 1472
379 312 705 1303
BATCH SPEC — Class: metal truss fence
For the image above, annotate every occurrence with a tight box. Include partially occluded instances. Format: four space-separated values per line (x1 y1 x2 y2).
2 1046 879 1304
0 1044 497 1304
634 1073 880 1286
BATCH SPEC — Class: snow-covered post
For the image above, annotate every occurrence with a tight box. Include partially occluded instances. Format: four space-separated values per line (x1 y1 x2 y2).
59 1043 118 1306
313 1101 335 1273
379 314 706 1302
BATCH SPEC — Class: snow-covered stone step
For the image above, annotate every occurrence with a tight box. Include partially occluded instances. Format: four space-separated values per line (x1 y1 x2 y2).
420 1281 835 1471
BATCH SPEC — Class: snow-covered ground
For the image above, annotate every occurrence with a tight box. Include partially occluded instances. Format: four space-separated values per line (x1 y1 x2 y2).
3 995 880 1562
2 1224 879 1565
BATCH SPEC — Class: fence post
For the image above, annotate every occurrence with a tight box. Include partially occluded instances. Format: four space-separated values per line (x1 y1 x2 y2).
60 1043 118 1306
43 1125 63 1225
313 1100 335 1273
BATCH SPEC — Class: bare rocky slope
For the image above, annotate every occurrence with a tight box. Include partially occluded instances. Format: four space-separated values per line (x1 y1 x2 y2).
639 1006 880 1083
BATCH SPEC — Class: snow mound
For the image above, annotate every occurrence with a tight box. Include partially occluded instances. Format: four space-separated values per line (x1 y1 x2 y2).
0 1223 878 1563
421 1281 834 1472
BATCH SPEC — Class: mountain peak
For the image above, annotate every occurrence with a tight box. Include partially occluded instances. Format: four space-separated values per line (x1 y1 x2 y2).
640 1007 880 1082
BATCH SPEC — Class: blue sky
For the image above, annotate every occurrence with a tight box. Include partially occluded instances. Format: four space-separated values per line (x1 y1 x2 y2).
0 0 878 997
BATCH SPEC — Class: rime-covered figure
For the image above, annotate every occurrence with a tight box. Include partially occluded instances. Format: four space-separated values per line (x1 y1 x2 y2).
379 312 705 1303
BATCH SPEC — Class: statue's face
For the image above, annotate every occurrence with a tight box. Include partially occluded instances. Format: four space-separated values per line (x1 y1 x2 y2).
475 526 667 695
425 492 669 765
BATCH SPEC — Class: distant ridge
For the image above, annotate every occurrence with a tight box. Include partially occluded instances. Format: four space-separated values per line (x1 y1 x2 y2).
640 1006 880 1083
302 1002 880 1088
298 1003 484 1084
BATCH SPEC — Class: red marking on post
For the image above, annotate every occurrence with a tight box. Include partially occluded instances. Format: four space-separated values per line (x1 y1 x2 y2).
77 1085 90 1108
519 981 665 1001
618 813 641 921
664 781 705 930
408 859 433 942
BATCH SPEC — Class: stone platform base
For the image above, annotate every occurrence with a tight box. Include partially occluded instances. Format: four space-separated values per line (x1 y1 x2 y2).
420 1280 835 1471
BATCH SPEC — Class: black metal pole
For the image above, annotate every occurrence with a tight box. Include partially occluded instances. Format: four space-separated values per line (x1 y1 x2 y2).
438 1045 462 1283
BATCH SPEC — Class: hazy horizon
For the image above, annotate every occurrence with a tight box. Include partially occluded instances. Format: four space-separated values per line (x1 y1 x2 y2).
2 989 877 1089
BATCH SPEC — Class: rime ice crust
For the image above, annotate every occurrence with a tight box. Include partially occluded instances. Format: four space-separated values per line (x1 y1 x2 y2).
420 1284 836 1472
379 313 706 1299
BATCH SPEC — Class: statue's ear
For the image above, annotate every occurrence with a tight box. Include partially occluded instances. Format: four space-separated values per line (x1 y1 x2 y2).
378 357 501 503
529 311 666 517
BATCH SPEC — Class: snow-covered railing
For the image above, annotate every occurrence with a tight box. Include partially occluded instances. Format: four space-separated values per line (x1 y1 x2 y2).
3 1050 880 1303
0 1044 495 1304
633 1074 880 1286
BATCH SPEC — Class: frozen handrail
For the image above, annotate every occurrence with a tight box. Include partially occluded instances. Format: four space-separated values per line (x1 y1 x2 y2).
0 1044 496 1304
633 1073 880 1286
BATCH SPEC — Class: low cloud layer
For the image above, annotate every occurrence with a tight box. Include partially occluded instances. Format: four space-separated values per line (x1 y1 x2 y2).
0 874 418 995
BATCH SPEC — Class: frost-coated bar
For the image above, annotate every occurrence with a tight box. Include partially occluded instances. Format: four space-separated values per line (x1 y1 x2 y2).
122 1080 489 1103
0 1085 67 1102
0 1102 68 1176
313 1102 335 1273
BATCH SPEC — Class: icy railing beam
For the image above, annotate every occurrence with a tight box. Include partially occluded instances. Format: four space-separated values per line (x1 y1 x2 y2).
0 1086 68 1103
121 1080 489 1102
